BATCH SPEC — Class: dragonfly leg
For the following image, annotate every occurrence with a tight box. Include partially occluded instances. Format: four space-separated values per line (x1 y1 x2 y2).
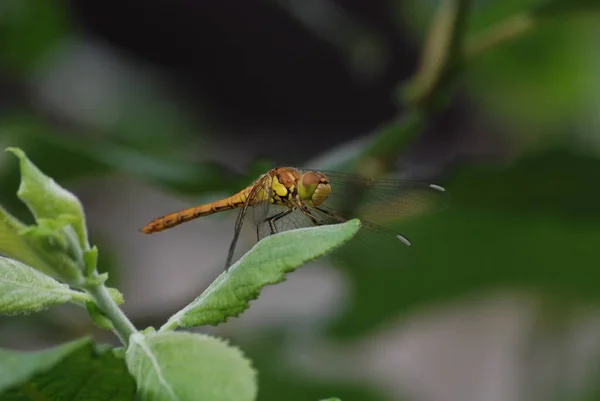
266 209 293 235
314 206 346 223
299 206 324 226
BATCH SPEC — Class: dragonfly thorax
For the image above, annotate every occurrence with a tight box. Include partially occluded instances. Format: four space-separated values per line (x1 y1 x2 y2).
269 169 331 208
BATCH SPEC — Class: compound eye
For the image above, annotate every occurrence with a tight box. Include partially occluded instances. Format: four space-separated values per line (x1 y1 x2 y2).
301 172 320 187
311 182 331 206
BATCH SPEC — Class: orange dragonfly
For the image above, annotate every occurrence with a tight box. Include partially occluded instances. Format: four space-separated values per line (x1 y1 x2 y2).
141 167 449 268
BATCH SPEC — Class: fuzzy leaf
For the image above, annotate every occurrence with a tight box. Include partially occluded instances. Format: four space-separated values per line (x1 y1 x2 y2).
6 147 89 251
0 205 56 277
161 220 360 331
0 338 135 400
0 256 76 315
126 332 257 401
0 338 89 393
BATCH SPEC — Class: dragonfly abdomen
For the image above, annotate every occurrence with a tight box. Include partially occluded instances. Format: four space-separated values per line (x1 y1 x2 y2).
140 188 251 234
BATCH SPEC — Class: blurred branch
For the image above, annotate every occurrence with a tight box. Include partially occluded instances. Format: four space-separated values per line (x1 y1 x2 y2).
402 0 472 109
348 0 599 175
0 76 241 195
465 0 600 63
33 131 239 195
464 14 535 62
354 0 473 174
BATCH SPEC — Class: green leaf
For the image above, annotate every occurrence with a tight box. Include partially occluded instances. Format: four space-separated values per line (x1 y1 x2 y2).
106 287 125 305
18 217 80 265
126 331 257 401
160 220 361 331
463 3 599 142
83 246 99 276
0 0 70 73
330 149 600 339
86 301 115 330
1 147 92 283
0 205 56 278
533 0 600 16
6 147 89 251
0 338 89 393
0 338 136 400
320 399 342 401
86 272 109 286
0 256 78 315
16 233 83 283
0 123 238 197
67 286 124 308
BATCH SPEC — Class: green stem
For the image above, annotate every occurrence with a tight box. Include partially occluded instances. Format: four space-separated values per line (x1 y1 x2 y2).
158 317 179 333
464 13 535 63
67 289 91 306
406 0 473 107
358 0 473 172
352 0 591 174
85 283 137 346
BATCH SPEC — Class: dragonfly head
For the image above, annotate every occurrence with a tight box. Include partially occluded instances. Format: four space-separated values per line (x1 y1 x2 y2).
299 172 331 207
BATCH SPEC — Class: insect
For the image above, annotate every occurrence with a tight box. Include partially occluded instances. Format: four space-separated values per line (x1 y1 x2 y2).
140 167 449 268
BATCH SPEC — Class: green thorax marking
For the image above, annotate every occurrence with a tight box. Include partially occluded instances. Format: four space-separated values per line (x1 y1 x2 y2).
269 173 298 205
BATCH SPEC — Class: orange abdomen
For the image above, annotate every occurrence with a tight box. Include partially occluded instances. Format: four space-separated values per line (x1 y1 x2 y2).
140 187 251 234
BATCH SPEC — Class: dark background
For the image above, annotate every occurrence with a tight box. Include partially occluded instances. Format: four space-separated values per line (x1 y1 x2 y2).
1 1 600 400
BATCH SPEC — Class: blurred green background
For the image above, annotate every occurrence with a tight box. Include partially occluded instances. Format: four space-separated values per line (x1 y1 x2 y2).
1 0 600 400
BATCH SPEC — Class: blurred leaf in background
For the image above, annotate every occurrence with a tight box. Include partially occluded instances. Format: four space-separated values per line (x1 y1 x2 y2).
0 0 69 73
331 148 600 338
401 0 600 151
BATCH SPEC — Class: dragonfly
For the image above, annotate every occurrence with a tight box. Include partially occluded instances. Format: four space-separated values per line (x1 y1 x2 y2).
140 167 449 268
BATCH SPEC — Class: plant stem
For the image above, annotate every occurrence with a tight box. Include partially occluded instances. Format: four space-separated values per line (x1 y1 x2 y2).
464 13 535 63
85 282 137 346
336 0 591 174
406 0 473 108
158 317 179 333
358 0 473 172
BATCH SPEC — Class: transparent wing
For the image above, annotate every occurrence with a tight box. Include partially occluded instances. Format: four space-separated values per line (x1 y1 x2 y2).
255 204 335 241
230 169 450 268
225 176 271 268
255 202 415 258
251 174 274 233
312 204 413 249
304 170 451 226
